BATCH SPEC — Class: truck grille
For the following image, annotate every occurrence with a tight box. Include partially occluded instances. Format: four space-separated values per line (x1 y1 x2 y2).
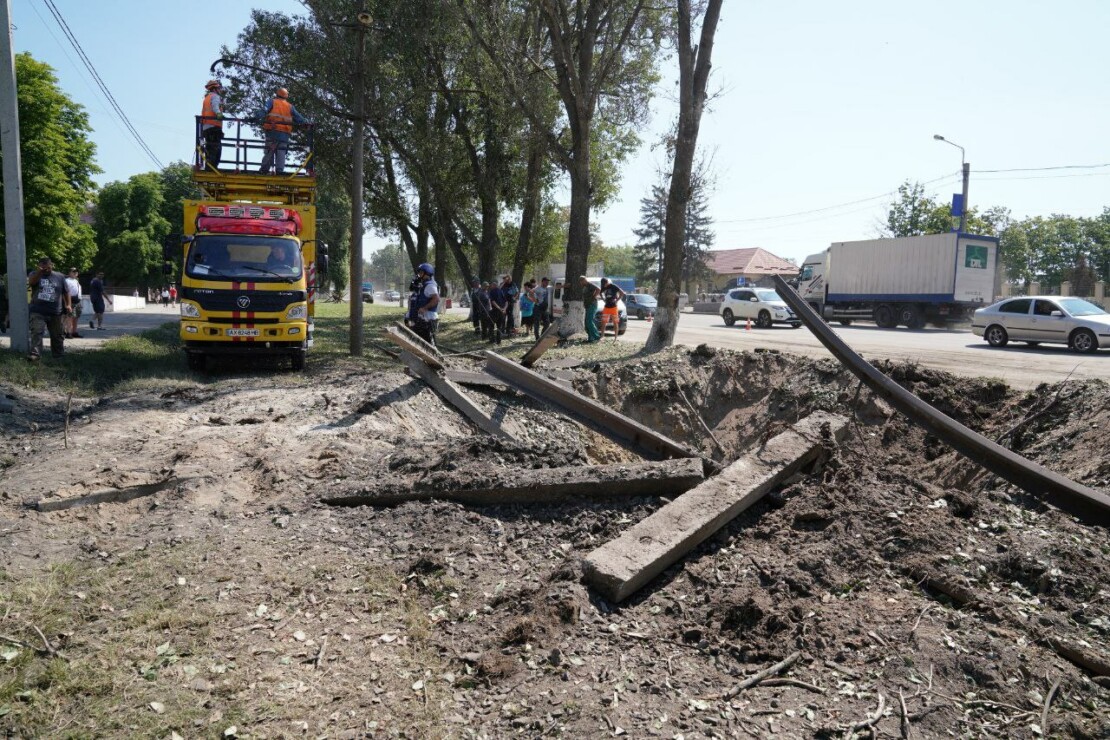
183 287 305 312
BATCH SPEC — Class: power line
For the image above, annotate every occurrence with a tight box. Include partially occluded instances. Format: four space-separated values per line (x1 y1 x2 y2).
41 0 163 169
714 171 960 224
976 162 1110 174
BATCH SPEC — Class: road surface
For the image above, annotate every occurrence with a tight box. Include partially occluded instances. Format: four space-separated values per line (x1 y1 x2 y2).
619 311 1110 390
0 303 179 352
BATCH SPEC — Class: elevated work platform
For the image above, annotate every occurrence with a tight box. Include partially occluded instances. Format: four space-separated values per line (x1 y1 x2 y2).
193 115 316 205
192 170 317 206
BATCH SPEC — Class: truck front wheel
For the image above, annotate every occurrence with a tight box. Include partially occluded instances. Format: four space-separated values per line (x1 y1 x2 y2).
873 304 896 328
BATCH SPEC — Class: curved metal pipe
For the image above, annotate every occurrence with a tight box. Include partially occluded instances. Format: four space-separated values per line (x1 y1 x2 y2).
773 275 1110 527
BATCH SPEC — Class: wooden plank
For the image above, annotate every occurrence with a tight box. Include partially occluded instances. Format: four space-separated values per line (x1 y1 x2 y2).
521 323 562 367
399 351 515 440
584 412 849 602
323 457 705 507
444 369 507 388
483 350 697 461
384 326 443 369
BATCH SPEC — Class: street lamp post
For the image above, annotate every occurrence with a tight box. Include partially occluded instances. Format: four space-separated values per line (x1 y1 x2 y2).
933 134 970 233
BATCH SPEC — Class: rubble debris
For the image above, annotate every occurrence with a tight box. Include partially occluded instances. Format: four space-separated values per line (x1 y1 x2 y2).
398 351 516 441
483 350 699 463
585 412 849 602
521 323 562 367
323 457 705 507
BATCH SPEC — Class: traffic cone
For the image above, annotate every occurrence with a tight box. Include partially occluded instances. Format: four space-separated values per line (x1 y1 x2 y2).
745 317 751 331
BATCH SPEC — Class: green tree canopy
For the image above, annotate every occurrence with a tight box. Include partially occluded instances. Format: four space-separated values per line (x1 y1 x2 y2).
0 53 99 273
93 173 171 287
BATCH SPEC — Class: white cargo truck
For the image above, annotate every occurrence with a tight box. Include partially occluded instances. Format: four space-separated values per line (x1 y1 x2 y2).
797 233 999 329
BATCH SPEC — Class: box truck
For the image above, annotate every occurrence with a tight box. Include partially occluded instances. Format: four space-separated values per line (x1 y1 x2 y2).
797 233 998 329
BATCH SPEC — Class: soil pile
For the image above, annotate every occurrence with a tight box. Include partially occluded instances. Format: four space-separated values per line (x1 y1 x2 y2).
1 348 1108 738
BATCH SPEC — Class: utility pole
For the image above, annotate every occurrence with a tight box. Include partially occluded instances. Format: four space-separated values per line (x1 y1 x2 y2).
959 161 970 234
348 7 371 356
1 0 29 353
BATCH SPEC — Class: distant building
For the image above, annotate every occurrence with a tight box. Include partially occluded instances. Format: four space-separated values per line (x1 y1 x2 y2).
706 247 796 290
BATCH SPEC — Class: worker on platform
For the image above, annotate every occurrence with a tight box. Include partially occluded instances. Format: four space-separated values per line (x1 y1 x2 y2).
200 79 226 169
410 263 440 346
257 88 310 175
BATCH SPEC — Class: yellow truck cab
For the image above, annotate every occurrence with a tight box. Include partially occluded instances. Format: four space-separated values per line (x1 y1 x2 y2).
175 115 324 371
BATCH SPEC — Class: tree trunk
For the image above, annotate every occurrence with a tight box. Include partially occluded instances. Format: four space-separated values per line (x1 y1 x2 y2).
478 193 500 283
511 135 544 286
436 209 476 290
559 142 591 337
645 0 722 353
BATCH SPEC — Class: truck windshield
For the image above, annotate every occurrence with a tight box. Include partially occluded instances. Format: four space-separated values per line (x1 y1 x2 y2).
186 235 302 283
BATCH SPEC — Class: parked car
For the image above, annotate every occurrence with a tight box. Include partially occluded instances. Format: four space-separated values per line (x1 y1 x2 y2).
625 293 657 320
383 290 401 301
971 296 1110 353
719 287 801 328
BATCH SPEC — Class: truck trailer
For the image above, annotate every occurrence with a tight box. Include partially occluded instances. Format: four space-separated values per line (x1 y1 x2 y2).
797 233 998 329
173 116 325 371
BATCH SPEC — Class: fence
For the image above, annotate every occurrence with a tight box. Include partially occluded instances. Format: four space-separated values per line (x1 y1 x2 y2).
999 281 1107 309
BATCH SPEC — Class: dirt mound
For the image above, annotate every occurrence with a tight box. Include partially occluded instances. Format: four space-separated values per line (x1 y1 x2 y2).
2 348 1109 738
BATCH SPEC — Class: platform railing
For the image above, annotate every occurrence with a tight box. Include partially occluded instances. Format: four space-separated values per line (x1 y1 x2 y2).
194 116 315 177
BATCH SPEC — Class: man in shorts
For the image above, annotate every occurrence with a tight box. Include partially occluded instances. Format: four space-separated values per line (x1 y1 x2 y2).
88 271 113 330
598 277 624 342
64 268 84 338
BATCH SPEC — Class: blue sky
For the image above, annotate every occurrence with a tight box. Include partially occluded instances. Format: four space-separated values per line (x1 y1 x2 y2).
12 0 1110 265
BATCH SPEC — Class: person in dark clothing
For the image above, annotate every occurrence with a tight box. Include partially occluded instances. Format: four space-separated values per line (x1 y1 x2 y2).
501 275 520 336
474 281 496 342
469 279 483 336
88 272 112 329
487 281 507 343
27 257 71 361
532 276 551 337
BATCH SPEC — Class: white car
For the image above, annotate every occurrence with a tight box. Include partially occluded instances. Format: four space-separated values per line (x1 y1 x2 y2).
719 287 801 329
972 296 1110 353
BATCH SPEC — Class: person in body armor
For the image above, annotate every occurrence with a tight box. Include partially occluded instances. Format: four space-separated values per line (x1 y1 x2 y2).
410 263 440 346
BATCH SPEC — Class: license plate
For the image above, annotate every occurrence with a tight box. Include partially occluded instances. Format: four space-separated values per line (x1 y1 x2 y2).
226 328 260 337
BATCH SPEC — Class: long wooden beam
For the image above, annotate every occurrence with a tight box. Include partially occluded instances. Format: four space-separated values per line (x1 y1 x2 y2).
399 350 515 440
585 413 849 602
323 457 705 507
483 350 698 462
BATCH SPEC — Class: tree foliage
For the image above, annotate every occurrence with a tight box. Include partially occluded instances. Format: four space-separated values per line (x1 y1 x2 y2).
0 53 99 273
633 173 713 290
93 173 171 287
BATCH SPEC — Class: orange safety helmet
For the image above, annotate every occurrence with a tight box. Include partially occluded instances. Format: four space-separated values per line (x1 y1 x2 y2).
205 79 222 91
275 87 289 99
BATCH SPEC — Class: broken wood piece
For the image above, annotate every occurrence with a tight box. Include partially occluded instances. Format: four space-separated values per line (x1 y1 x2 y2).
521 323 562 367
398 351 515 441
30 477 191 512
444 369 507 388
722 650 802 699
585 412 849 602
483 350 698 462
394 321 444 360
323 457 705 507
383 326 443 369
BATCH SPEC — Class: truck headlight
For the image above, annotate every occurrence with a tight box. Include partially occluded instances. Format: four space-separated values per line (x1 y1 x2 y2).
180 302 200 318
286 304 308 320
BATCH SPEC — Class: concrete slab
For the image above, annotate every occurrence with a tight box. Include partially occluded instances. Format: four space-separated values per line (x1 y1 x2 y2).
323 457 705 507
521 323 561 367
585 412 849 602
399 351 515 440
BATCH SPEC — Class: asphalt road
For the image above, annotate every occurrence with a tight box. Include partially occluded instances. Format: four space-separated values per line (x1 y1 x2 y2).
0 304 180 352
619 311 1110 390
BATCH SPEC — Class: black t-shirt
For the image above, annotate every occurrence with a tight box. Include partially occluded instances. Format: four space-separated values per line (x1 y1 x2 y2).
29 270 68 316
602 284 621 308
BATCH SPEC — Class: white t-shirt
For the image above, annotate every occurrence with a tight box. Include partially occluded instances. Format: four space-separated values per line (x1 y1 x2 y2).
65 277 82 300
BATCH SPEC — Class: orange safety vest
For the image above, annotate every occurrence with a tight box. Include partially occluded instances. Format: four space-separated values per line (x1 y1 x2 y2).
200 92 221 129
264 98 293 133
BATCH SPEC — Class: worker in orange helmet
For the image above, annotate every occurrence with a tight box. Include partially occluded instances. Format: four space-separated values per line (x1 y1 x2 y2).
257 87 310 175
200 79 226 169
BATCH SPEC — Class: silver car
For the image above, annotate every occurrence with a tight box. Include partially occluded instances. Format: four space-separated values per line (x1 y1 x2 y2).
719 287 801 328
971 296 1110 353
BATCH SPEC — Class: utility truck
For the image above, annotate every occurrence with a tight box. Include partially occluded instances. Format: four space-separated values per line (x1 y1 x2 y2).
171 116 326 371
797 233 998 329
